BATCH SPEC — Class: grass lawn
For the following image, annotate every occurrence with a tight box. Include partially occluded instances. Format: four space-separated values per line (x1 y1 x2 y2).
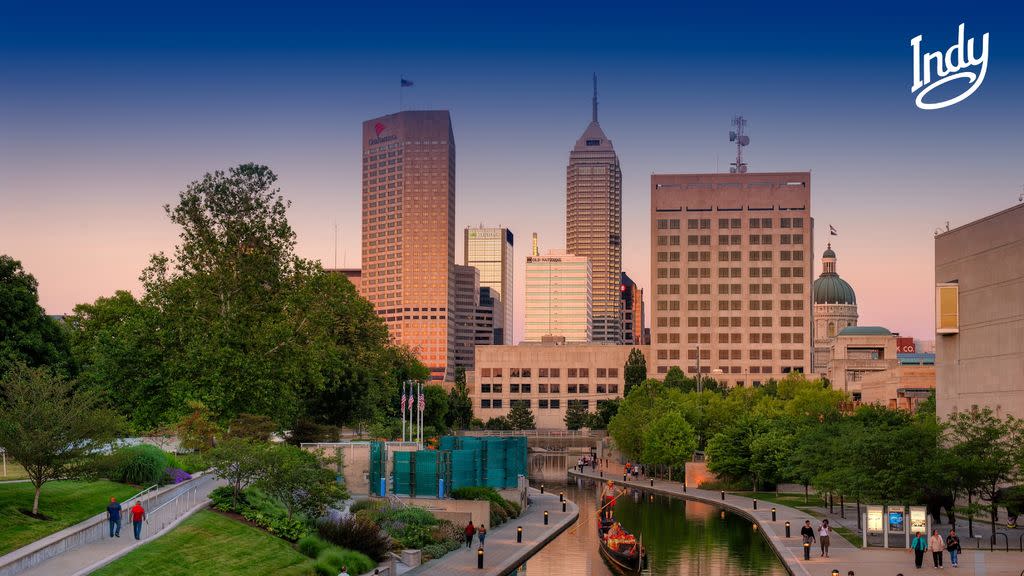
733 491 827 509
1 460 30 481
92 510 315 576
0 480 139 555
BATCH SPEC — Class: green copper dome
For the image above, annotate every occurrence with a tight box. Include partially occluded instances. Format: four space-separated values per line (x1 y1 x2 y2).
813 244 856 304
822 246 836 259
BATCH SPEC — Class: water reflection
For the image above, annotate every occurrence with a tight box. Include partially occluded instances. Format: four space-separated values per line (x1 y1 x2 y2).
515 479 787 576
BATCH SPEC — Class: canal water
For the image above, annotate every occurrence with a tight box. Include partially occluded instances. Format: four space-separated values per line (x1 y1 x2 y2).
514 477 788 575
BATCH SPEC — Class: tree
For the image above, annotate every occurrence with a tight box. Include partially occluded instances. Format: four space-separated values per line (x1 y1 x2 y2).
421 385 449 434
0 255 73 377
663 366 693 392
623 348 647 397
705 413 767 490
564 401 589 430
750 425 795 491
484 416 511 430
507 403 536 430
446 367 474 430
0 363 118 515
228 413 277 441
257 444 345 520
207 438 267 508
642 411 697 477
946 408 1020 540
608 379 665 460
176 400 221 452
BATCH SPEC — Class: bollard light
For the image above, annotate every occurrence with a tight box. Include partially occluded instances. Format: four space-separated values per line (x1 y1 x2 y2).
517 526 522 543
540 484 545 494
771 507 777 522
803 542 810 560
683 482 687 493
562 501 566 512
477 546 484 569
753 498 758 510
720 510 725 520
785 521 791 538
650 479 654 487
559 491 564 503
753 523 758 531
544 510 549 525
721 490 726 501
831 571 839 576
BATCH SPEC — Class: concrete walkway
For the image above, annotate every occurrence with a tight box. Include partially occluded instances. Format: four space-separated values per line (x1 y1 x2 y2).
406 489 578 576
14 474 221 576
569 468 1024 576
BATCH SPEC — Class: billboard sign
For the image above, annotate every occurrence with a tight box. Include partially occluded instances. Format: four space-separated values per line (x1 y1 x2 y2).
897 337 917 353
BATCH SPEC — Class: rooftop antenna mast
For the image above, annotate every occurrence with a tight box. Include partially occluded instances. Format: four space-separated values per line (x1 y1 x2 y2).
592 73 599 123
729 115 750 174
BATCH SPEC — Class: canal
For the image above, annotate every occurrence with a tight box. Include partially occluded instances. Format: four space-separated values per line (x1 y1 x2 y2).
515 478 788 575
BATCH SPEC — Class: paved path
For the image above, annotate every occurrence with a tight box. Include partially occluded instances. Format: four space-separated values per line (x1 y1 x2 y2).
406 489 578 576
15 474 222 576
569 468 1024 576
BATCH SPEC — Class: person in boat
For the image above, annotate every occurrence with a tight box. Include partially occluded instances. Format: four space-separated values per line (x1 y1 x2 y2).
600 480 617 519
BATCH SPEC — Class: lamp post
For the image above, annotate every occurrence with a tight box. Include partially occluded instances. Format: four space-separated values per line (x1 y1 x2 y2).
544 511 549 525
517 526 522 543
803 541 810 560
771 507 777 522
785 521 791 537
477 547 484 569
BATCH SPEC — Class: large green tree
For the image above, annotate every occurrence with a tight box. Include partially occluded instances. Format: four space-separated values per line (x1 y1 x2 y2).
507 402 536 430
446 367 474 430
623 348 647 397
0 363 119 515
0 256 73 376
642 411 697 477
564 400 589 430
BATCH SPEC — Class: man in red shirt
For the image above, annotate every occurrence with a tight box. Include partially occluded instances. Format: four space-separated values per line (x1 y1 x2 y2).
130 501 147 540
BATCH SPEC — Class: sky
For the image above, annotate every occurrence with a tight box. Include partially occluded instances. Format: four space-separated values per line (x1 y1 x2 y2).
2 1 1022 341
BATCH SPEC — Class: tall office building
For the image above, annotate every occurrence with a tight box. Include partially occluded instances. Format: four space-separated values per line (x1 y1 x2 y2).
453 264 492 371
464 226 514 344
361 111 456 382
650 172 813 386
524 250 592 343
620 272 645 345
566 75 622 343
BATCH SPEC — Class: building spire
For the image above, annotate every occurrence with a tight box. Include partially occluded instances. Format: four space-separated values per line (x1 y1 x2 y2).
592 73 598 123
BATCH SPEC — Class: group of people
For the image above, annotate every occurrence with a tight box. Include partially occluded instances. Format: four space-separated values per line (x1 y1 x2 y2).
105 497 148 541
463 520 488 549
911 528 962 569
624 462 642 480
799 519 835 557
575 455 598 473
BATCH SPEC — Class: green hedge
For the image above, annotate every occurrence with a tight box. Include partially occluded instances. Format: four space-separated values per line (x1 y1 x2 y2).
210 486 308 542
314 546 375 576
297 535 331 559
100 445 172 486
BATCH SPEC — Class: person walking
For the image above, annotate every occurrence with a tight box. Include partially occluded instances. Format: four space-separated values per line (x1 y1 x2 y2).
130 500 147 541
818 519 832 557
336 567 350 576
463 520 476 548
800 520 816 547
929 528 945 568
911 531 928 569
477 524 487 548
946 529 961 568
106 497 122 538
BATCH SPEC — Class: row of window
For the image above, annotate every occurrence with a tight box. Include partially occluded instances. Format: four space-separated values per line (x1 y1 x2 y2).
655 332 806 344
479 382 621 395
479 367 620 378
657 217 806 230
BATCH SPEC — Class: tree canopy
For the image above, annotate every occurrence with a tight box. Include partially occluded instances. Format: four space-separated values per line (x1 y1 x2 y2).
0 255 73 377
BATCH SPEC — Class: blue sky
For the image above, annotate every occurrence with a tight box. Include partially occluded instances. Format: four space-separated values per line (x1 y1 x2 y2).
2 1 1022 340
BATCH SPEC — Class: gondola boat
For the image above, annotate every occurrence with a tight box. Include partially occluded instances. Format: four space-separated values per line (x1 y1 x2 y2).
597 515 646 575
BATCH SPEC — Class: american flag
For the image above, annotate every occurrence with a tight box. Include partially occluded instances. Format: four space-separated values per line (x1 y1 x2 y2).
408 395 415 412
401 390 406 415
418 391 425 411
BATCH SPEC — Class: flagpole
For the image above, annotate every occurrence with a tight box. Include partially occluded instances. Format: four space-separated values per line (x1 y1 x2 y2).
401 381 406 442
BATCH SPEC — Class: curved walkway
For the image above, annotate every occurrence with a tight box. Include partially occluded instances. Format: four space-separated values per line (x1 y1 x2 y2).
568 469 1024 576
405 489 578 576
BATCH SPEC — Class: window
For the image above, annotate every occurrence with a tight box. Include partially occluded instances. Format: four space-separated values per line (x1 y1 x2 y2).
568 368 577 378
608 368 618 378
539 368 548 378
510 383 519 393
549 384 560 394
538 383 548 393
597 368 607 378
481 399 491 408
597 384 606 393
539 399 549 409
481 383 491 393
481 368 492 378
492 399 503 409
492 383 503 393
550 368 560 378
550 399 561 409
579 368 589 378
510 399 530 409
609 384 619 394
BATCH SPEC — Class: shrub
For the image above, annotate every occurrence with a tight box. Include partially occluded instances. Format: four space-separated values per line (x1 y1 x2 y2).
489 500 509 526
314 547 375 576
297 535 331 559
106 445 172 486
429 520 462 546
174 452 209 473
163 467 192 484
453 486 521 521
209 485 245 511
349 498 385 515
238 507 307 542
373 506 438 527
420 543 448 561
317 516 392 561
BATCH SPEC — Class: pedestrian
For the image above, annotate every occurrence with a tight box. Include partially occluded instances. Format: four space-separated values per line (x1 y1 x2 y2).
911 531 928 569
464 520 476 547
106 497 121 538
130 500 147 541
800 520 816 547
337 566 350 576
477 524 487 548
591 457 597 471
946 529 961 568
818 519 831 557
929 528 945 568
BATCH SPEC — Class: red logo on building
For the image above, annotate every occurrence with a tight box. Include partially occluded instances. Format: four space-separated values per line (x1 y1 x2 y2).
374 123 385 137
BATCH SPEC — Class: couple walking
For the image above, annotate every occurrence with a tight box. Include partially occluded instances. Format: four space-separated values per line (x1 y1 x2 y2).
464 521 487 548
106 498 147 541
799 519 834 557
911 528 962 569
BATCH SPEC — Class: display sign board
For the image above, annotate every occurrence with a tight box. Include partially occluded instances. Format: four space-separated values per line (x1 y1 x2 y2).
910 506 927 533
867 505 884 532
888 506 906 533
897 337 917 353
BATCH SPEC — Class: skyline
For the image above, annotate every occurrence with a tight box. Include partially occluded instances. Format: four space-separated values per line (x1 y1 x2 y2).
3 2 1024 341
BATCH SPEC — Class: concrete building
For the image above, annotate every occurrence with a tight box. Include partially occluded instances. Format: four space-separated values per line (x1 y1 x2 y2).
360 111 456 381
827 326 900 400
935 203 1024 420
811 244 859 375
524 250 592 343
325 268 362 293
859 352 936 412
473 344 650 428
453 265 482 371
476 288 498 347
567 76 622 344
464 226 514 344
649 172 813 386
620 272 645 345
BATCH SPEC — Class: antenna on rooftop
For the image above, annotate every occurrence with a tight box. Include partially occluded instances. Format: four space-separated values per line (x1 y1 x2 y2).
728 115 750 174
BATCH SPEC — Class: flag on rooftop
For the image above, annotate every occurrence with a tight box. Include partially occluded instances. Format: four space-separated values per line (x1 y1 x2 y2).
401 77 414 87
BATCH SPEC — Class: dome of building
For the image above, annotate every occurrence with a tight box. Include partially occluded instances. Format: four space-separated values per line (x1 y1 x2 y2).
812 243 856 305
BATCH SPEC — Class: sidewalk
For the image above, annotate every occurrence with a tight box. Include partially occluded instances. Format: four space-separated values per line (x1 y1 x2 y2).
14 474 221 576
405 489 578 576
569 468 1024 576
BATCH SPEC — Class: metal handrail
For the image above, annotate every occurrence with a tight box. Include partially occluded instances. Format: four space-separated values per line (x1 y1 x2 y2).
1018 532 1023 552
990 531 1008 552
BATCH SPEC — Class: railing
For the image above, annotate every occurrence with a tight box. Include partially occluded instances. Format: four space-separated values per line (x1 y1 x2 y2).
991 532 1008 552
461 430 593 438
136 479 208 540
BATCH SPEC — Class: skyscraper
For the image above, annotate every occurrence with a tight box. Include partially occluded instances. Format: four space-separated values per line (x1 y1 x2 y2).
453 264 491 371
566 75 622 343
650 172 813 386
464 226 514 344
361 111 456 382
620 272 645 345
524 249 592 343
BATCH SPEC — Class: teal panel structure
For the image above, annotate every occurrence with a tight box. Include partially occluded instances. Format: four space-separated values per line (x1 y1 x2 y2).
483 437 506 489
414 451 438 497
393 451 413 496
369 441 385 496
451 449 477 491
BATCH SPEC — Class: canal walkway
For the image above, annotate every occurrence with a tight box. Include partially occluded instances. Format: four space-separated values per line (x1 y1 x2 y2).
406 488 578 576
569 468 1024 576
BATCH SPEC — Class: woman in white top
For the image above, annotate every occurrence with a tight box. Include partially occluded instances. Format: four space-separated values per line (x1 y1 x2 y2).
819 519 832 557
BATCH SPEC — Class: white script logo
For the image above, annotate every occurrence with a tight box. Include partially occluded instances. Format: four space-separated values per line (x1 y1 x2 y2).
910 23 989 110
